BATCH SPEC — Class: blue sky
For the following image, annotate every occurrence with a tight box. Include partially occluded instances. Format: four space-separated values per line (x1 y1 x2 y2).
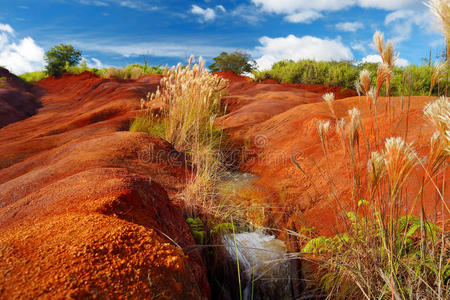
0 0 446 74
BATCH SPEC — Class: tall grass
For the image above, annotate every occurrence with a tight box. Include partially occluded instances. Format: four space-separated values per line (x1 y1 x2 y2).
136 56 229 214
296 31 450 299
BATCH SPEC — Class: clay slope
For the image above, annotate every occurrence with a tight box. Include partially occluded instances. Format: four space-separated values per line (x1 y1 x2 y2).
0 67 42 128
0 72 209 299
216 72 449 235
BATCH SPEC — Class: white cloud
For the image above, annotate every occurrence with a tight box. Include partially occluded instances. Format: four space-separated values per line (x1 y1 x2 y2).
336 21 364 32
83 57 104 68
191 5 216 22
384 9 433 43
75 0 157 11
361 54 409 67
216 5 226 13
0 25 45 75
251 0 423 12
251 0 425 23
254 34 354 70
231 5 262 24
0 24 14 34
351 43 366 53
251 0 354 14
357 0 422 10
284 11 323 23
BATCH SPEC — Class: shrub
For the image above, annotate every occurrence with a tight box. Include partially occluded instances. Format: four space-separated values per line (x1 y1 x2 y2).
19 71 48 83
209 51 257 74
45 44 82 76
254 59 448 96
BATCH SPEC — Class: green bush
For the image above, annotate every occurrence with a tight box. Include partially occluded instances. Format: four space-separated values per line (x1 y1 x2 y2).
19 71 48 82
254 59 449 96
209 51 257 74
45 44 82 76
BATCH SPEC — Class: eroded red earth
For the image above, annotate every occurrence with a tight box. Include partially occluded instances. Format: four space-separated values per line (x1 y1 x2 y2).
0 69 448 298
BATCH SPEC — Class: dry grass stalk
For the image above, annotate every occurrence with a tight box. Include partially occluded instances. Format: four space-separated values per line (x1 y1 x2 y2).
383 137 418 198
424 96 450 136
322 93 337 119
318 120 331 156
367 151 386 191
430 61 449 95
376 63 392 99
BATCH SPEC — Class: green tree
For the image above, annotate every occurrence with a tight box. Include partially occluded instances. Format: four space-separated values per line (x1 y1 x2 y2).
209 51 257 74
45 44 82 76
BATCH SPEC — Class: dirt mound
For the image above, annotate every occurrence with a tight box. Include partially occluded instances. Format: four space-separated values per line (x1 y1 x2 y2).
0 73 209 298
0 67 42 128
213 70 250 82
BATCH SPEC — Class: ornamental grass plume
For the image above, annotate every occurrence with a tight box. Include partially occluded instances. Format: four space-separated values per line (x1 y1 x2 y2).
426 0 450 57
376 63 392 99
423 96 450 136
373 31 396 97
318 120 331 155
367 151 386 191
428 131 450 177
429 61 448 95
383 137 418 198
347 108 361 147
322 93 336 119
373 31 385 56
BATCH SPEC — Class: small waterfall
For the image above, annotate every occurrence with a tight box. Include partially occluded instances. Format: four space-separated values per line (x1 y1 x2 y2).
222 232 294 299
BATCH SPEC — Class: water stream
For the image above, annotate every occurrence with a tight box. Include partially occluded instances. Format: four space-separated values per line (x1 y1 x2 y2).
214 172 300 299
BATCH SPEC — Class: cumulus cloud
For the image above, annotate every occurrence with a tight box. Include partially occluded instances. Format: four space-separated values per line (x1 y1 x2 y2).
336 21 364 32
362 54 409 67
191 5 216 22
0 24 45 75
0 24 14 34
284 11 323 23
254 34 354 70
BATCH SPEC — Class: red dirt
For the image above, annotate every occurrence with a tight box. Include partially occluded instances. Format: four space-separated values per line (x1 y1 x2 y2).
0 72 209 299
0 67 42 128
214 71 449 237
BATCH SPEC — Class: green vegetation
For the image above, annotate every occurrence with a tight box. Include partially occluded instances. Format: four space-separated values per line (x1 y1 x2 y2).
19 71 47 82
45 44 82 76
20 63 164 83
253 59 448 96
129 115 166 137
209 51 257 75
0 76 6 87
102 64 163 79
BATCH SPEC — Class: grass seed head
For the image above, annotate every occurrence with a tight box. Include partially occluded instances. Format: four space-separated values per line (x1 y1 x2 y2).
373 31 385 56
383 137 418 197
368 151 386 189
424 96 450 136
322 93 336 118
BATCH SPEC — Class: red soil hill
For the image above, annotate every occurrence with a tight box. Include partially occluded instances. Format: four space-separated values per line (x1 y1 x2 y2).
0 68 42 128
215 72 449 236
0 72 209 299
